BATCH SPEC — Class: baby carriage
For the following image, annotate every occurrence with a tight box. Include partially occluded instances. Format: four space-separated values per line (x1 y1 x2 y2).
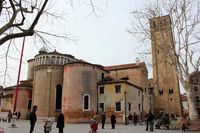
89 119 98 133
44 119 53 133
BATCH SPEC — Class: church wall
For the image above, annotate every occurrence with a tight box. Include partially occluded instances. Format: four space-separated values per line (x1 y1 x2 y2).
33 65 63 118
62 63 106 123
27 59 35 80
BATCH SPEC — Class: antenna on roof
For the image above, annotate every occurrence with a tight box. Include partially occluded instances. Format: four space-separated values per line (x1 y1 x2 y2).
135 57 140 63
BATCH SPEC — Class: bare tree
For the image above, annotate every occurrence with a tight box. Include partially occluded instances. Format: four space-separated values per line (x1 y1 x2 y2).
0 0 50 45
0 0 103 86
130 0 200 120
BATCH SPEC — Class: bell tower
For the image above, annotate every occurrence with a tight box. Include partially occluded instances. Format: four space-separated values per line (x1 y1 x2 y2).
150 15 182 117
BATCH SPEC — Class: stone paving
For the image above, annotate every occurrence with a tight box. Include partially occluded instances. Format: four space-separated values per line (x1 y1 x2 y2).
0 120 199 133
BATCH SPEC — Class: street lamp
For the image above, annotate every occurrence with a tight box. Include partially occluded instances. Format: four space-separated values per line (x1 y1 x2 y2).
124 91 127 125
148 86 153 111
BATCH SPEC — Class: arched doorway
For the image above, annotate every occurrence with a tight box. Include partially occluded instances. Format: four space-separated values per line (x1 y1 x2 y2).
56 84 62 110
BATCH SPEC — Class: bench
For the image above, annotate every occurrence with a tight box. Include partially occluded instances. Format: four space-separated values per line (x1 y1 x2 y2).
169 120 181 129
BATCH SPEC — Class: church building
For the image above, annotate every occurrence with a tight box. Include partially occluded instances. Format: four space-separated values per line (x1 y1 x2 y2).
1 49 151 123
0 15 183 123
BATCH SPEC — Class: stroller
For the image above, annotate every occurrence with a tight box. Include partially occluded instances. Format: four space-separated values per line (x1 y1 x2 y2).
89 119 98 133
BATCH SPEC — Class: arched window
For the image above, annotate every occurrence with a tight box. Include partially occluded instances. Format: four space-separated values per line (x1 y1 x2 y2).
83 94 90 111
52 56 55 64
55 84 62 110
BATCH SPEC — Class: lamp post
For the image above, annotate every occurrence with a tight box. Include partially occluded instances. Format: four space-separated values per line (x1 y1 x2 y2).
148 86 153 111
124 91 127 125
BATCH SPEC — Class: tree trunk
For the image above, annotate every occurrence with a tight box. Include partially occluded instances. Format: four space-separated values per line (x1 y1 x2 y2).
186 89 199 120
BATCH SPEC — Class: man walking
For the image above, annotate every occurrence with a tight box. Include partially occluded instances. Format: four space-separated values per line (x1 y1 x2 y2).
29 105 38 133
146 110 154 131
56 112 65 133
110 113 116 129
101 112 106 129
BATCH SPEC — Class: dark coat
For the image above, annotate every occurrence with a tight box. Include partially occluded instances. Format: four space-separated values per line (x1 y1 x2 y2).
56 113 65 128
128 114 133 121
110 114 116 124
101 113 106 122
147 112 154 122
30 111 37 124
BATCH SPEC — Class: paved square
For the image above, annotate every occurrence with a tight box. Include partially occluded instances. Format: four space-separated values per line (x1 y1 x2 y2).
0 120 199 133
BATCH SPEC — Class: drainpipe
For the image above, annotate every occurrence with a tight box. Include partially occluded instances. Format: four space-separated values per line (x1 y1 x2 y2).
96 84 99 113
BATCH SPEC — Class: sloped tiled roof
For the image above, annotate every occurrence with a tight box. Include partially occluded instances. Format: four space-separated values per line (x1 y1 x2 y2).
104 62 145 71
98 80 142 91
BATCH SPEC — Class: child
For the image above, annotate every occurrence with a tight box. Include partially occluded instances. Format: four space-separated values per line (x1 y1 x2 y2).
89 119 98 133
44 119 52 133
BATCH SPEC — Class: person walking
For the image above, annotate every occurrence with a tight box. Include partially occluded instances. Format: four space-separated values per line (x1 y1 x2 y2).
110 113 116 129
93 112 100 124
56 112 65 133
29 105 38 133
101 112 106 129
128 113 133 124
7 110 12 123
146 110 154 131
133 112 138 126
17 111 21 119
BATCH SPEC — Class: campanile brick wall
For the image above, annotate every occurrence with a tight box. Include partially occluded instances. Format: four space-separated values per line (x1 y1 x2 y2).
150 15 182 117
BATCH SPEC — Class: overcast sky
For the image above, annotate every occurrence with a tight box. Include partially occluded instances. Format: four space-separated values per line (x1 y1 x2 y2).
24 0 147 79
1 0 152 87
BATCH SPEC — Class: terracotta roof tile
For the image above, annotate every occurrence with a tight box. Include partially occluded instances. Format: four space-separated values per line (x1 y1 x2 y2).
104 62 144 71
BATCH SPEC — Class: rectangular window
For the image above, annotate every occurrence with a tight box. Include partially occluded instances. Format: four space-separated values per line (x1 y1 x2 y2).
56 57 60 64
101 73 104 80
28 100 32 109
115 85 121 93
100 86 104 94
138 90 140 96
194 86 198 92
196 96 200 102
169 89 173 94
128 103 131 111
193 78 198 84
100 103 104 111
115 102 121 111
